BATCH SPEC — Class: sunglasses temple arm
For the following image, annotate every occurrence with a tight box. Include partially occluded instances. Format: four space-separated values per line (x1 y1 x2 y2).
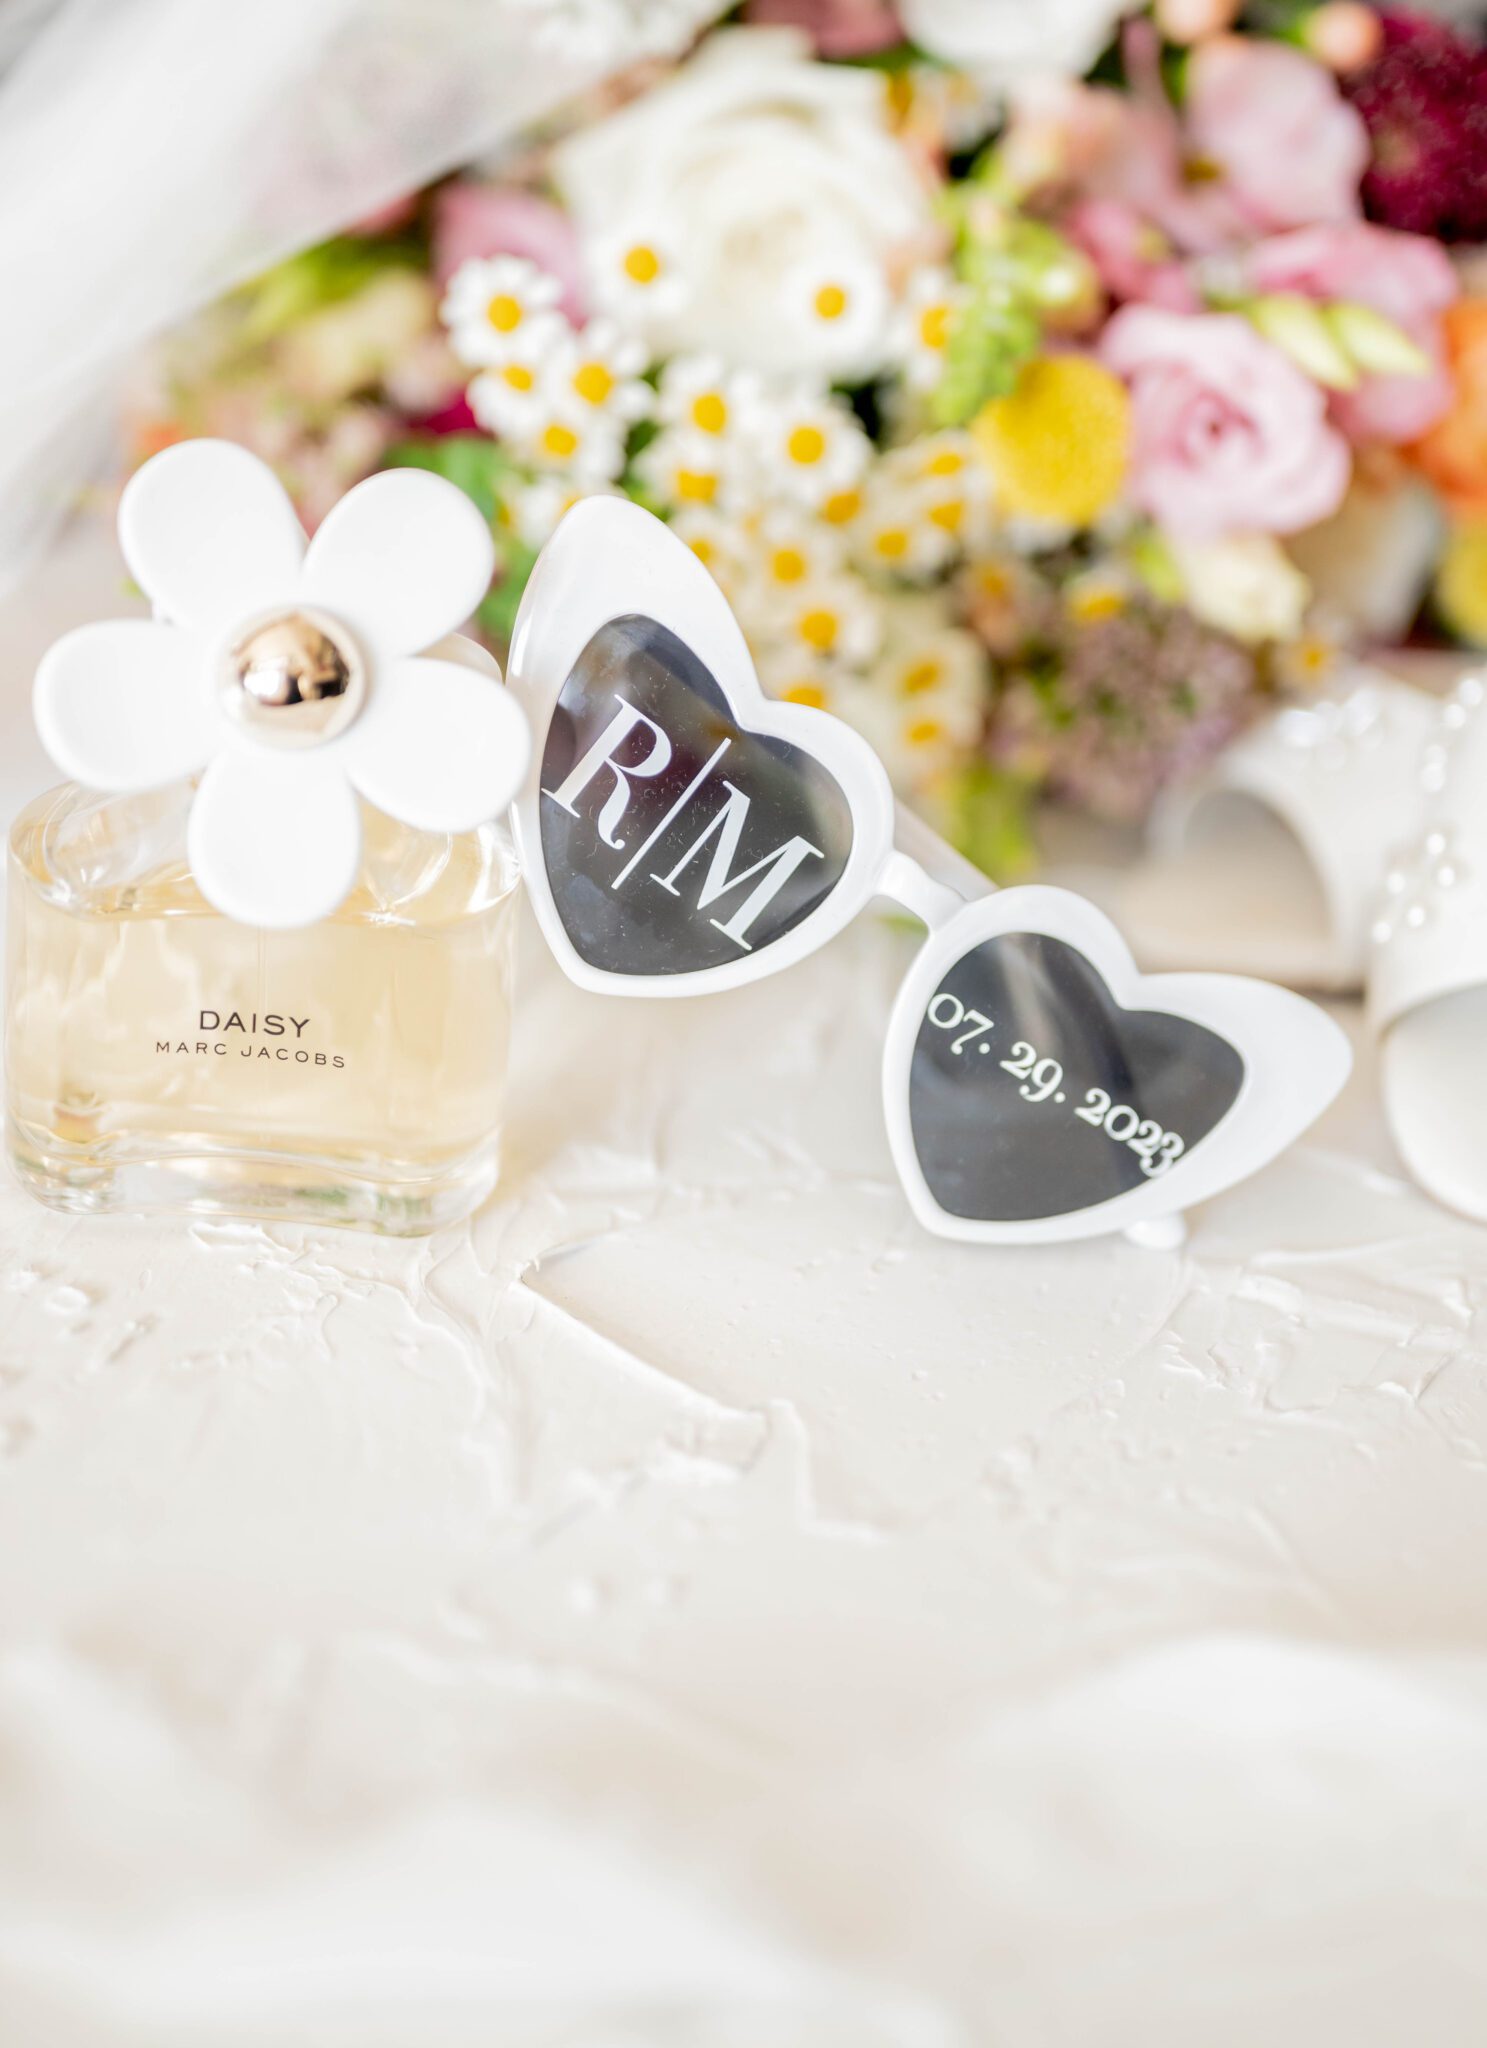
879 800 996 932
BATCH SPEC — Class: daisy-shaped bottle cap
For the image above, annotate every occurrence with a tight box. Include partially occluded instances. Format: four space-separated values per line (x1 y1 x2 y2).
34 440 531 928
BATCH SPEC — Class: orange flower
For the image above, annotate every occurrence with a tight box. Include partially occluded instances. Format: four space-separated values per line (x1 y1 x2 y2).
1411 300 1487 520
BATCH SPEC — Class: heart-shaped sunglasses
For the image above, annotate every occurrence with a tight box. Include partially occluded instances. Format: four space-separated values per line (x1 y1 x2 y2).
506 497 1351 1248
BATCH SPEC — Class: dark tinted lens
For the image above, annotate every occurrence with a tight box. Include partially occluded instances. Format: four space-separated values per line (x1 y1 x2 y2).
538 615 854 977
909 930 1244 1223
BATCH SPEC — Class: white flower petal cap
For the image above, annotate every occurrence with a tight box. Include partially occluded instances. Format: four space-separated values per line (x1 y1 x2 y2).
33 440 530 928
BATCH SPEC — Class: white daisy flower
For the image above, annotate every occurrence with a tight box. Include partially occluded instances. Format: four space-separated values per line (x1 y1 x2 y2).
747 386 872 512
468 333 567 440
547 318 653 429
893 268 967 392
841 595 987 790
440 255 567 368
655 355 758 446
742 507 846 603
587 220 690 332
849 477 957 581
754 644 848 715
669 504 754 600
34 439 529 929
504 399 628 486
634 427 736 512
781 255 891 381
769 570 882 670
503 475 617 551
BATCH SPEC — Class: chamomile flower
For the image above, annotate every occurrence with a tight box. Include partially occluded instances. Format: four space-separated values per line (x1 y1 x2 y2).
635 427 735 511
440 256 566 368
587 220 689 332
749 386 872 512
506 400 627 485
655 356 757 447
503 475 616 551
841 617 987 793
783 257 890 381
745 508 845 601
894 269 968 392
548 319 652 430
755 644 848 715
770 571 882 669
669 504 753 604
850 473 956 581
468 344 561 440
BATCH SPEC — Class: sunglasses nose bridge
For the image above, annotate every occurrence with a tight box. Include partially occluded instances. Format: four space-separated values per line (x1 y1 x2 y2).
878 849 970 934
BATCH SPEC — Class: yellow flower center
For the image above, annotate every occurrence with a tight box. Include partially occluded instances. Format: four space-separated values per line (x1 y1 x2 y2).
675 468 718 503
925 447 966 478
623 244 661 284
1068 583 1125 623
502 363 535 391
919 303 952 351
573 362 616 406
973 355 1131 527
927 497 965 534
901 659 943 695
798 608 839 653
874 528 910 561
771 546 808 584
782 681 829 709
906 717 944 747
487 293 523 334
814 283 849 322
821 489 862 525
687 536 716 566
691 392 728 435
542 421 580 459
787 425 827 467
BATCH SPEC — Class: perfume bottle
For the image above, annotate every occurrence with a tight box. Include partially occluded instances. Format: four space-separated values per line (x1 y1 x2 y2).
5 439 532 1234
7 784 520 1233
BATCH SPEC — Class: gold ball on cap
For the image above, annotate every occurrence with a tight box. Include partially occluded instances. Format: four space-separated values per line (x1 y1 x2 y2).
219 608 366 748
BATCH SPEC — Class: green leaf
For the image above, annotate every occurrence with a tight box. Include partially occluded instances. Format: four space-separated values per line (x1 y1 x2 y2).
383 436 516 523
935 760 1037 883
238 239 416 346
477 536 540 650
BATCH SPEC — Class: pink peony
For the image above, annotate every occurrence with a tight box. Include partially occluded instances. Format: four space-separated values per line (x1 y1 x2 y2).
1185 37 1370 231
1101 307 1352 539
431 185 587 323
1248 220 1459 442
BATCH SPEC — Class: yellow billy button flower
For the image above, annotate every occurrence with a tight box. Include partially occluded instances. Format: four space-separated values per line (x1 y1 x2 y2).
1436 522 1487 648
973 354 1131 527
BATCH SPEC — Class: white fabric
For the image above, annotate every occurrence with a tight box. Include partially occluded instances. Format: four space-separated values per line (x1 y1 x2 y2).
0 0 728 599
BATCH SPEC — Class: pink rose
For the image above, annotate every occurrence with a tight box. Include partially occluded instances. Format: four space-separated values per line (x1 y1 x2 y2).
1185 38 1370 231
1068 198 1201 312
432 185 587 323
1248 221 1459 442
1101 307 1352 539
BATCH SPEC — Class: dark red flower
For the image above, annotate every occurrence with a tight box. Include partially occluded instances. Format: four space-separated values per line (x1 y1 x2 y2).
1344 10 1487 242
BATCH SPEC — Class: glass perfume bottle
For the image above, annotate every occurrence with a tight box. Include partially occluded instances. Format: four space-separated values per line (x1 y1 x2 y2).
6 437 533 1235
7 783 520 1233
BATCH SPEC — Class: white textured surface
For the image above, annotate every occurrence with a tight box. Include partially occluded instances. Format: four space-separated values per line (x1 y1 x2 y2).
4 535 1487 2046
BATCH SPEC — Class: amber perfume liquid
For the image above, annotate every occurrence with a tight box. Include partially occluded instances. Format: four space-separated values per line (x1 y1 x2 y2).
6 782 519 1233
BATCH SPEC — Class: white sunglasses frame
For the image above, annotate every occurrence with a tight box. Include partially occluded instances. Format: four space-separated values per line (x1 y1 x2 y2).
506 498 1352 1247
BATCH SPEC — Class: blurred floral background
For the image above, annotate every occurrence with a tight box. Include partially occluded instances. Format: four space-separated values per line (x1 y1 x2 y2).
126 0 1487 875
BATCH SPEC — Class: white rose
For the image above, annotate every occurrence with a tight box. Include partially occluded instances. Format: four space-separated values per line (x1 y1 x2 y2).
898 0 1129 84
1171 535 1311 646
552 29 931 379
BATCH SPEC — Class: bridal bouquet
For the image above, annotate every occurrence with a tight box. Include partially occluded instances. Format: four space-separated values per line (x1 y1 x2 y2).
129 1 1487 872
